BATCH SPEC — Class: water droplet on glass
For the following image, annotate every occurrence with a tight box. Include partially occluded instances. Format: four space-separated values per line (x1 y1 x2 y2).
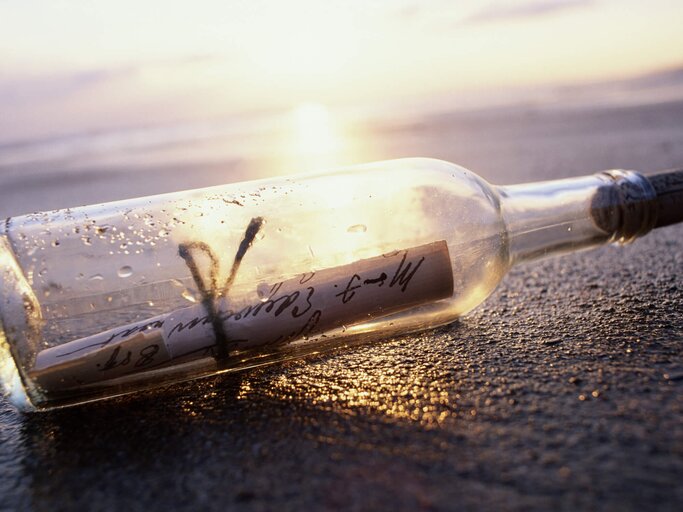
118 266 133 278
347 224 367 233
257 282 270 301
181 289 197 303
89 274 104 281
51 240 60 247
81 236 92 246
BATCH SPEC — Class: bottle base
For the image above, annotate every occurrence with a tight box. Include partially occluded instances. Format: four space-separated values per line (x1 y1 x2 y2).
0 319 35 412
0 234 39 412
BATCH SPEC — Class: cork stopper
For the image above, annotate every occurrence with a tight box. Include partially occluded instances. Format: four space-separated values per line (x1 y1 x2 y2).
590 170 657 243
644 168 683 229
590 168 683 242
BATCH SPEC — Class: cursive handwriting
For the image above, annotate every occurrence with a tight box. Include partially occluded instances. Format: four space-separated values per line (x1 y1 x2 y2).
56 318 165 359
389 252 425 292
97 343 161 373
334 251 424 302
166 248 427 343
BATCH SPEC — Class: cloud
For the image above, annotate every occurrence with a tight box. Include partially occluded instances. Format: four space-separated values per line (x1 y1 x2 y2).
625 65 683 88
0 54 220 105
464 0 595 24
0 66 138 103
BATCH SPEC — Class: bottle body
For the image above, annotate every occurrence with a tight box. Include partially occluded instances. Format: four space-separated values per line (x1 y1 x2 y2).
0 159 511 410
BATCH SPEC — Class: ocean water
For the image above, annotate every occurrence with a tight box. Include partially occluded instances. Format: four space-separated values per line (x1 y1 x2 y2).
1 98 683 218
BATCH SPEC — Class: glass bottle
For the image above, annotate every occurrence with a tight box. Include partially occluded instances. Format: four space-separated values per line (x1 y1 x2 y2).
0 158 680 411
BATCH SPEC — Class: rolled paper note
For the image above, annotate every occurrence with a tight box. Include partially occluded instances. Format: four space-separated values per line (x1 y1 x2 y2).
31 240 454 391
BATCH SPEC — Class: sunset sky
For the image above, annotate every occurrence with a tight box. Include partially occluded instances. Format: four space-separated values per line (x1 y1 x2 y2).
2 0 683 142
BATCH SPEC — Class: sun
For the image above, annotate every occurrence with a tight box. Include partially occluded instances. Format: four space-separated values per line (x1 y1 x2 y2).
291 102 342 158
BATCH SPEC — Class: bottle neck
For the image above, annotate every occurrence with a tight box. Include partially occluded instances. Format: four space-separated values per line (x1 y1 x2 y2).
498 170 657 266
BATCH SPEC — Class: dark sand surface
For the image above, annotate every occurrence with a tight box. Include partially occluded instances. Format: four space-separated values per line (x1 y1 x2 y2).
1 100 682 511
